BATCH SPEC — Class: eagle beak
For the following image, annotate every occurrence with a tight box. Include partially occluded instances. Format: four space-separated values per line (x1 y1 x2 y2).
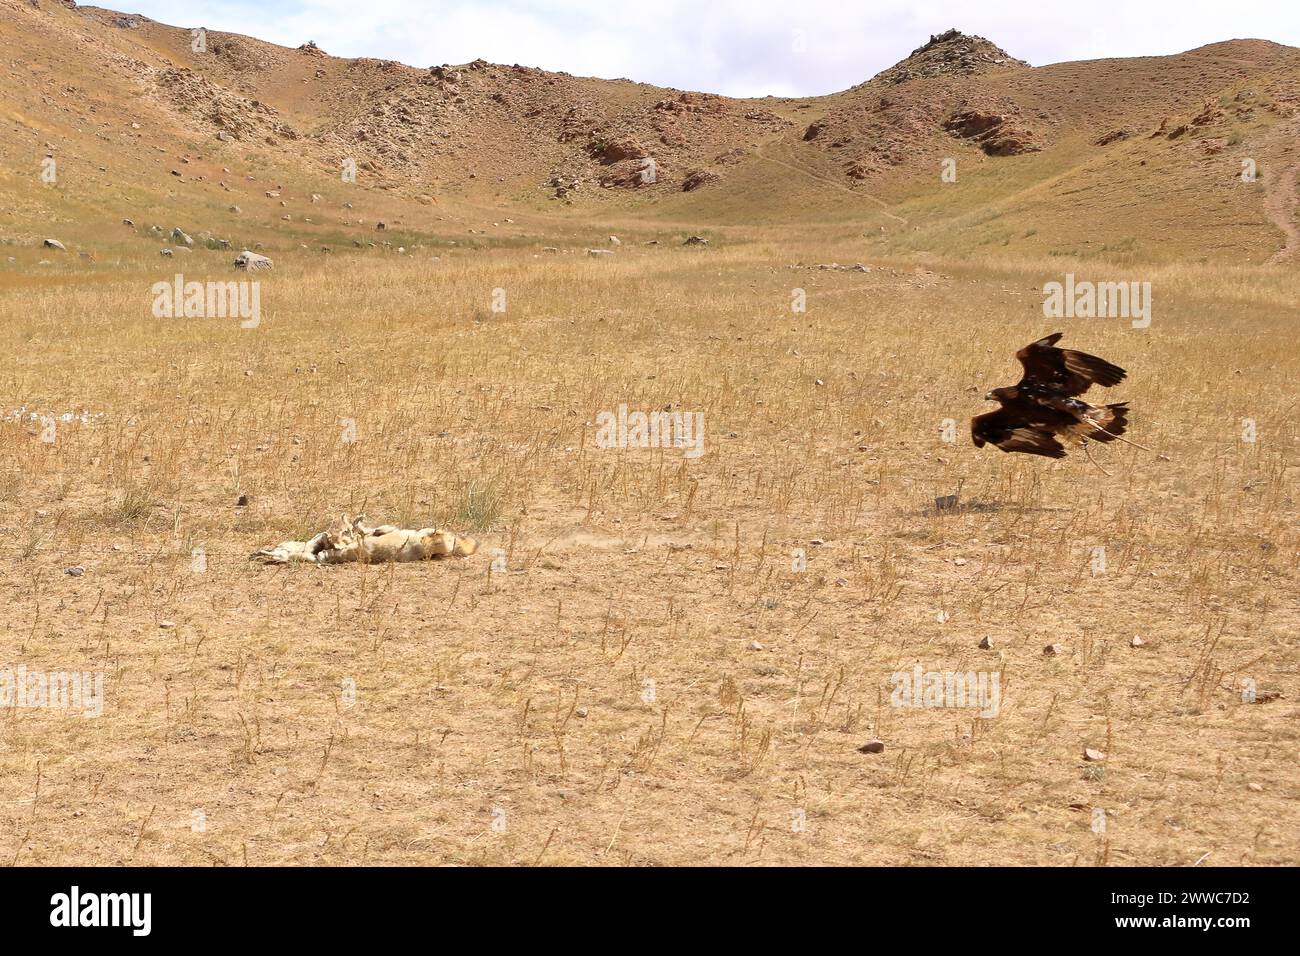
984 391 994 401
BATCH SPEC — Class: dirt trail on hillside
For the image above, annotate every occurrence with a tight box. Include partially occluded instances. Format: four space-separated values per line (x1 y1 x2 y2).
753 141 909 225
1264 161 1299 263
1261 118 1300 263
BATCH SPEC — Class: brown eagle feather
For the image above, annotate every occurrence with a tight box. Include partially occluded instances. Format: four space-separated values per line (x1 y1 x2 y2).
972 333 1131 460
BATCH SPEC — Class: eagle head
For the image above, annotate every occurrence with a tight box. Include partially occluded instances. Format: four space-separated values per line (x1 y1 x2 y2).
986 386 1018 403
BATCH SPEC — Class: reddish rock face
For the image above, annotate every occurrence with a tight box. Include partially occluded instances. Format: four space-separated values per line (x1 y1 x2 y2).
590 138 649 163
944 108 1042 155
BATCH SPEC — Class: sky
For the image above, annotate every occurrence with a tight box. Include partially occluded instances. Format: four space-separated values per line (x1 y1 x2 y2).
119 0 1300 98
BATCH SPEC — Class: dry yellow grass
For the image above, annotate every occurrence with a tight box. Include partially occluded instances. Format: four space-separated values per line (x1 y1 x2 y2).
1 233 1295 866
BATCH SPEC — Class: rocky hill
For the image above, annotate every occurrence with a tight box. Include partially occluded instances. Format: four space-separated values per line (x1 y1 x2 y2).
3 1 1299 263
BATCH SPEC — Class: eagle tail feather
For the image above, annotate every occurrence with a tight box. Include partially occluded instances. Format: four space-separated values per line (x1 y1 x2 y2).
1087 402 1129 440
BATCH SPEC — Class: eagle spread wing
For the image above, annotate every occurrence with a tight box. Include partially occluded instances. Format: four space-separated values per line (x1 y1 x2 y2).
973 334 1132 460
971 406 1067 458
1016 332 1127 397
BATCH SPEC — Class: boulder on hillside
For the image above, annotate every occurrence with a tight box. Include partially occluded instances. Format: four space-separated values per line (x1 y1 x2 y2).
42 238 66 251
233 250 273 271
682 169 721 192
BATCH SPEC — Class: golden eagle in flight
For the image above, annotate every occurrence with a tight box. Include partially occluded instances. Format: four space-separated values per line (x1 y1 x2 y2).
972 333 1132 461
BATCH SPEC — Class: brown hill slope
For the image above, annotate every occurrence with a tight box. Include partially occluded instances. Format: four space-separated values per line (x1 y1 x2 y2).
3 1 1299 264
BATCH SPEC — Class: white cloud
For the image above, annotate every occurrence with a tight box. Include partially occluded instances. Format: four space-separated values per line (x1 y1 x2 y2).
125 0 1300 97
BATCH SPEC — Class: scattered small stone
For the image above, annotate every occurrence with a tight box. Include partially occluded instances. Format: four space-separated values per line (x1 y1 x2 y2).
64 566 85 577
1043 643 1063 656
575 707 588 718
1083 748 1107 762
42 238 66 251
236 494 250 507
749 640 764 651
159 621 176 629
979 636 993 650
1130 636 1145 647
857 739 885 754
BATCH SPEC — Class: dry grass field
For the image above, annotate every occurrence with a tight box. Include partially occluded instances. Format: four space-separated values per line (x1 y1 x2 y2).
1 1 1297 869
1 229 1296 866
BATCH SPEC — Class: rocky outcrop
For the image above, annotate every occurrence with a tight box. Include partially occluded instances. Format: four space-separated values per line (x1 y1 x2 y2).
944 106 1042 155
682 169 721 191
154 68 298 143
876 29 1029 85
1095 128 1132 146
589 138 648 163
